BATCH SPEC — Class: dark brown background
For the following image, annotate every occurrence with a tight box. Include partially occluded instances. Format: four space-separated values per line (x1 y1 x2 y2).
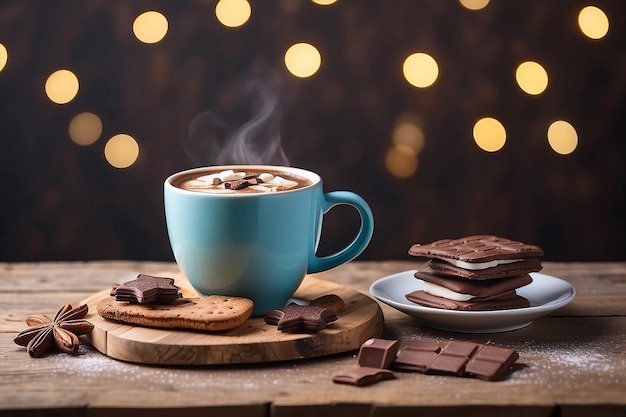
1 0 624 262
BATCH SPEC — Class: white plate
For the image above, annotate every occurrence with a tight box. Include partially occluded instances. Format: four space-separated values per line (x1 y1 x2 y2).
369 271 575 333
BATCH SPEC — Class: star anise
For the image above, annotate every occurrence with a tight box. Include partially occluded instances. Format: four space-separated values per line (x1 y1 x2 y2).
13 303 94 358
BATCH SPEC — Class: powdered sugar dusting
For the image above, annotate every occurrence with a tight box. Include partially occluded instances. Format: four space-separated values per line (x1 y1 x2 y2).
504 339 625 389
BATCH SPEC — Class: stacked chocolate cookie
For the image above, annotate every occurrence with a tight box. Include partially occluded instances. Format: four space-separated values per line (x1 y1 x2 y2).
406 235 544 311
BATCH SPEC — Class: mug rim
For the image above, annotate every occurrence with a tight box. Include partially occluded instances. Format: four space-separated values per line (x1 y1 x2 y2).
164 165 321 196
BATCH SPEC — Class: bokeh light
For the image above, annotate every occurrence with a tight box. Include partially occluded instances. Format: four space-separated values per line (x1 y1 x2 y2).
515 61 549 95
311 0 338 5
284 43 322 78
473 117 506 152
45 69 79 104
0 43 7 73
104 134 140 168
133 11 168 44
548 120 578 155
215 0 252 28
459 0 490 11
69 112 103 146
385 144 418 178
402 52 439 88
578 6 609 39
393 118 425 154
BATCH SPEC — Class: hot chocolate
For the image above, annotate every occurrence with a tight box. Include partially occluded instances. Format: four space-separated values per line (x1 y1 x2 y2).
173 168 313 194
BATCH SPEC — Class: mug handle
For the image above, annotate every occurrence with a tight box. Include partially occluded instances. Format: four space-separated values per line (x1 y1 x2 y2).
307 191 374 274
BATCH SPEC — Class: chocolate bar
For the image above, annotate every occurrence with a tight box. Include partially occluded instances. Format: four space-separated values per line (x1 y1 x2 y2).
332 339 520 386
392 340 519 381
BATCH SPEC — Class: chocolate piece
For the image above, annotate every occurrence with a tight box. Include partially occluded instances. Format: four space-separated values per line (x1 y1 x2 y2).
395 341 476 374
428 355 468 376
357 338 399 369
332 367 396 386
265 302 337 332
408 235 544 264
428 258 543 280
403 340 442 353
415 270 533 299
391 341 519 381
110 274 182 304
393 349 440 372
391 340 442 372
405 290 530 311
226 177 259 190
441 340 480 357
464 345 519 381
308 294 345 315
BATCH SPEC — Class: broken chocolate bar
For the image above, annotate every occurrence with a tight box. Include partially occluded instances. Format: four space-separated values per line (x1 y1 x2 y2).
392 340 519 381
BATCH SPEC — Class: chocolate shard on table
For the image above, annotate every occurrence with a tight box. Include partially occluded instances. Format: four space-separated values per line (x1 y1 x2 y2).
308 294 345 315
110 274 182 304
406 235 543 311
332 367 396 386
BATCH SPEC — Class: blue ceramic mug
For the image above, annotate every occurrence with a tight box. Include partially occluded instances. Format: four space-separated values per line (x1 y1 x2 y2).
164 165 374 315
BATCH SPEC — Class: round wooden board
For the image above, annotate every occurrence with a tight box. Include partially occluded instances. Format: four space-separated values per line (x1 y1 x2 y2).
80 272 384 365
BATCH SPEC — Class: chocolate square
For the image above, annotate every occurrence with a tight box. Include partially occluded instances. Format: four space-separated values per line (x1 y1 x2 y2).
392 350 439 373
428 355 468 376
442 341 480 358
357 338 399 369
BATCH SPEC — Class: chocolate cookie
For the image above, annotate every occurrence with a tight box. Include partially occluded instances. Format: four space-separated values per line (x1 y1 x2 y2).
408 235 544 266
110 274 182 304
428 258 543 280
264 303 337 332
415 269 532 299
97 295 254 331
264 295 343 333
405 290 530 311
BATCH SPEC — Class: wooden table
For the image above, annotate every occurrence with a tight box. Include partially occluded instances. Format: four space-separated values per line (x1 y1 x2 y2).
1 261 625 417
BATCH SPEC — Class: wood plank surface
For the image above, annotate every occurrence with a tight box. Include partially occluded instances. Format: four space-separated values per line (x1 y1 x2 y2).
1 261 625 417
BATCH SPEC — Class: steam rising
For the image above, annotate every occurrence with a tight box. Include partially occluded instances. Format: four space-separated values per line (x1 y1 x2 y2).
185 70 289 166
